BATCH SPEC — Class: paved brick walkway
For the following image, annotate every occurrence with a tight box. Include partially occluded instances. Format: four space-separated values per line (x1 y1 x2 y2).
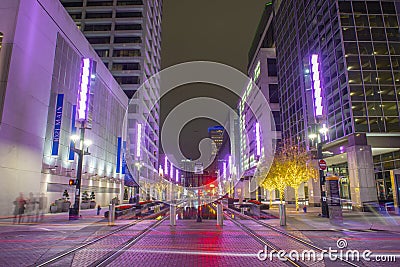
106 219 283 267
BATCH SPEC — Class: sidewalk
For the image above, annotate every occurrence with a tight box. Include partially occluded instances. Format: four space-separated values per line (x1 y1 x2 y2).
0 207 131 267
0 208 106 234
265 206 400 232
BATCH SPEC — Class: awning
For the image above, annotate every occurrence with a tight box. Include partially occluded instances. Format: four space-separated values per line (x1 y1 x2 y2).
124 167 139 187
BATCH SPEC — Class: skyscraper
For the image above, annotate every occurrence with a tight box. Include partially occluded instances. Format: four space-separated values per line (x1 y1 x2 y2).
208 126 224 156
274 0 400 210
60 0 162 193
238 3 280 201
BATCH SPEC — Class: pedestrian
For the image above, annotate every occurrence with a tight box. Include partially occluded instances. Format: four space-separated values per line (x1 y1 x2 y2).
26 192 36 223
97 205 101 215
303 205 307 213
37 193 47 222
15 193 26 224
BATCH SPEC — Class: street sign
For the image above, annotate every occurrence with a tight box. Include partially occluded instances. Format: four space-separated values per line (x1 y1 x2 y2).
319 159 327 171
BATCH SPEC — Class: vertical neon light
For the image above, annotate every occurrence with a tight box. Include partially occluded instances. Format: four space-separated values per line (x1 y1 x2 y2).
170 163 174 178
310 54 323 117
176 169 179 182
256 122 261 156
77 58 92 121
164 156 168 177
136 123 142 158
223 162 227 181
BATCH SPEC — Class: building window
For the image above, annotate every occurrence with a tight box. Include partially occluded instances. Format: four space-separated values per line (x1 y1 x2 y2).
70 13 82 20
113 49 141 57
84 24 112 31
115 24 142 31
267 58 277 76
112 63 140 71
86 37 110 44
269 84 279 103
114 37 141 43
272 111 281 131
61 1 83 7
116 12 142 18
115 76 140 85
117 0 143 5
86 0 113 6
95 49 109 57
85 12 112 19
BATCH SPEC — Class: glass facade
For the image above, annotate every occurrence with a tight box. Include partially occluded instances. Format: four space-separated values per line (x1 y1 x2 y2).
275 0 400 144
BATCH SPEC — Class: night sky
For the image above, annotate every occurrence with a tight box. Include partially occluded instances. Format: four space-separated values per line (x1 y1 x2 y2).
160 0 267 159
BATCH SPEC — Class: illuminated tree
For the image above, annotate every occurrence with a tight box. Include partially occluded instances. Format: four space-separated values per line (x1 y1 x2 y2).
263 154 289 204
261 175 276 206
154 179 168 200
283 143 317 211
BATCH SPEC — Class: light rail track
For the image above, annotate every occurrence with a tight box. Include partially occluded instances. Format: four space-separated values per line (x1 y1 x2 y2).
33 205 174 267
224 205 361 267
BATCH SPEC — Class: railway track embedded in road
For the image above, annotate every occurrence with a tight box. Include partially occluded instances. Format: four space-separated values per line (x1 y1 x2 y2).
223 205 361 267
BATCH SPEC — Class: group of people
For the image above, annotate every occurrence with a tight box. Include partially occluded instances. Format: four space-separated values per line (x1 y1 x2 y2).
13 192 47 224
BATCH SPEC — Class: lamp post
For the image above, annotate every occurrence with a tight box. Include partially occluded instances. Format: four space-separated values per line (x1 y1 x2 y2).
69 57 95 220
309 126 329 218
69 127 91 220
135 161 142 203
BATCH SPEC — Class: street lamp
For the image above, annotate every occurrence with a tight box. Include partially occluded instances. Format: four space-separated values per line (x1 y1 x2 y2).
135 161 142 203
69 57 96 220
69 131 92 220
309 129 329 218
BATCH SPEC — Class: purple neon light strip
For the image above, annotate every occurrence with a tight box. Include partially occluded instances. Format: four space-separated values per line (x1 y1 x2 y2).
310 54 323 117
256 122 261 156
164 156 168 177
77 58 91 121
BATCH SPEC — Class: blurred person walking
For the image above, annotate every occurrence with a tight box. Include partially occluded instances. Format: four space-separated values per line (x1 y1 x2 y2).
13 193 26 224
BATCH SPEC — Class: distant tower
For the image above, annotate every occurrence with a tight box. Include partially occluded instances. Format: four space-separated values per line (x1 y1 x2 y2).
208 126 224 156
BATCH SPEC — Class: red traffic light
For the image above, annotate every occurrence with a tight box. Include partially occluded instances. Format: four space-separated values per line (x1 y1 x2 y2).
69 179 76 186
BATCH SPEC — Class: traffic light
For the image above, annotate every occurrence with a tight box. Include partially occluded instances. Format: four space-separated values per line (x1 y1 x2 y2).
69 179 77 186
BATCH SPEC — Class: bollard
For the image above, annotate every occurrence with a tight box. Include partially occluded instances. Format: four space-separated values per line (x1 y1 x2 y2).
108 203 115 226
279 204 286 226
217 202 223 226
170 204 176 226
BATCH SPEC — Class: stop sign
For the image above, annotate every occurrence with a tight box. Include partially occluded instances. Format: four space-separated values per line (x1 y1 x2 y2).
319 159 327 171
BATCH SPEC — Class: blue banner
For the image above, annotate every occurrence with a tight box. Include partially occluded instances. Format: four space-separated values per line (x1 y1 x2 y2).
68 105 77 160
51 94 64 156
116 137 122 173
122 141 126 174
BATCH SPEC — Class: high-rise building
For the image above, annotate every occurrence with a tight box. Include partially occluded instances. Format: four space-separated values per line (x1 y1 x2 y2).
238 3 281 201
60 0 162 194
208 126 224 156
0 0 128 215
274 0 400 210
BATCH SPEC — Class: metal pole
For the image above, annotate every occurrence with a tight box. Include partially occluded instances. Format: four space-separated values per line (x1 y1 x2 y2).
170 204 176 226
197 174 202 222
279 203 286 226
318 143 329 218
69 126 85 220
217 202 223 226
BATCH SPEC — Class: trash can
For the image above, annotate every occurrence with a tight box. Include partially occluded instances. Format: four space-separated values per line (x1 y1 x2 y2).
279 204 286 226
